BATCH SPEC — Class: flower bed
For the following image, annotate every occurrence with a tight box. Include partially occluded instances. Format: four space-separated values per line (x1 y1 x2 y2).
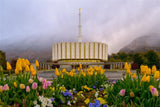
1 60 160 107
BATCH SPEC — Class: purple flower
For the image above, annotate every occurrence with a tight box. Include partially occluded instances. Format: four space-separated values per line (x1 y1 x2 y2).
50 98 54 101
112 80 116 84
60 100 64 103
62 92 67 96
93 85 96 89
89 103 95 107
103 104 108 107
95 99 101 107
73 91 77 94
61 91 73 99
99 88 103 91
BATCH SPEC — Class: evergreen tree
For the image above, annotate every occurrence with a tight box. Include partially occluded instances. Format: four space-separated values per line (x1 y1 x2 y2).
0 50 6 69
145 50 159 68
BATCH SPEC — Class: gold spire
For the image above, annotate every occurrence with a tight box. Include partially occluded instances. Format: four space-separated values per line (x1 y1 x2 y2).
79 8 81 14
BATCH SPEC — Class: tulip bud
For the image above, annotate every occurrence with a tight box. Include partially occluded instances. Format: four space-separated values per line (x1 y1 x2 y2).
35 60 39 67
119 89 125 96
29 79 33 83
20 84 25 89
7 62 12 70
26 86 30 92
32 82 38 90
130 91 134 98
14 82 17 88
3 84 9 91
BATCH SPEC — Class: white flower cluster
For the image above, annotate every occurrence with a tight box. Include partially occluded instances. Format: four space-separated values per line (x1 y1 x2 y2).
95 91 99 98
101 84 109 89
34 96 53 107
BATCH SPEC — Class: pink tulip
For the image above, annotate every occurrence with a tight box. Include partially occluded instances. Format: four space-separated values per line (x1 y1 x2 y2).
159 83 160 88
26 86 30 92
42 82 48 89
119 89 125 96
32 82 38 90
42 79 47 84
37 76 39 80
151 88 159 97
3 84 9 91
47 81 51 86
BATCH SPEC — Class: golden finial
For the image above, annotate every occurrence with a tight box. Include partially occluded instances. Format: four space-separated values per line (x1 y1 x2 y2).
79 8 81 14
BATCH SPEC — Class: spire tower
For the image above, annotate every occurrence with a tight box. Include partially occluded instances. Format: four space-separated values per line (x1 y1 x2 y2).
78 8 82 42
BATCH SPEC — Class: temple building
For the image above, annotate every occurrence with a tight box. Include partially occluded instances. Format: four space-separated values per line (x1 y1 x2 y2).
51 8 108 69
39 9 129 70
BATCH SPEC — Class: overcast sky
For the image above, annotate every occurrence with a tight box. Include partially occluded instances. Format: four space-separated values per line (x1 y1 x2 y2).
0 0 160 53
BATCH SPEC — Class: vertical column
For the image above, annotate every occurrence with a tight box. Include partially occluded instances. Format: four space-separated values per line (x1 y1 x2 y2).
105 44 108 61
103 44 105 60
52 45 55 61
71 42 75 59
81 42 84 59
76 42 79 59
99 43 102 59
67 42 70 59
85 42 89 59
62 43 65 59
57 43 61 60
54 44 57 61
95 43 98 59
90 42 93 59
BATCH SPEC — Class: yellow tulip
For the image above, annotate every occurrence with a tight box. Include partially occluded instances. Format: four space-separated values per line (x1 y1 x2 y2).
62 68 66 73
141 74 146 82
132 73 137 79
83 73 86 77
21 58 27 68
126 68 131 74
35 60 39 67
30 65 34 72
146 76 150 82
124 62 128 70
20 84 25 89
140 65 149 74
14 82 17 88
31 69 36 76
79 64 82 69
25 65 30 72
80 69 83 74
7 62 12 70
100 69 105 74
152 65 157 74
130 91 134 98
16 64 22 72
52 87 55 91
15 69 19 74
25 59 30 65
55 68 60 76
128 64 131 69
154 71 159 79
146 68 151 75
69 72 74 77
61 74 63 78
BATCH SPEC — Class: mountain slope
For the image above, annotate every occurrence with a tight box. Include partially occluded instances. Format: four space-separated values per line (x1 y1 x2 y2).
119 35 160 53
